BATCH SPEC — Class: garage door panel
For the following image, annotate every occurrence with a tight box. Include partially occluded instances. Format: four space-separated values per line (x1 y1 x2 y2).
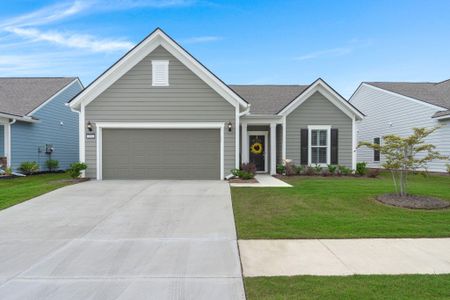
102 129 220 179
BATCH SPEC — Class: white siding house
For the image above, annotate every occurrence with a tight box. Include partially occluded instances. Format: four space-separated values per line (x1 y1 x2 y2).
350 82 450 173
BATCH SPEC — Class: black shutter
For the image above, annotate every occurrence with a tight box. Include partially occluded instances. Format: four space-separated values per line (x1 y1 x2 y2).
374 137 380 162
331 128 338 164
300 129 308 165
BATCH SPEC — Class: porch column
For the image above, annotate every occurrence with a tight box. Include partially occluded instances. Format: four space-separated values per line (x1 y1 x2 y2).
4 122 11 168
241 121 248 163
270 123 276 175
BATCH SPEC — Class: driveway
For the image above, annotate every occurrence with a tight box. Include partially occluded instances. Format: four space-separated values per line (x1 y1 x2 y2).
0 180 245 299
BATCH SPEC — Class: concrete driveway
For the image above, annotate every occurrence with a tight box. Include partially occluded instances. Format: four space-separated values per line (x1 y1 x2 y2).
0 180 244 299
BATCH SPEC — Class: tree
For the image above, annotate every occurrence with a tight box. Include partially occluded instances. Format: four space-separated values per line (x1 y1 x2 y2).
359 127 447 197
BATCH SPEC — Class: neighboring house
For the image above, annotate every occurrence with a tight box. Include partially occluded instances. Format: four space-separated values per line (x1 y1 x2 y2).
350 81 450 172
69 28 363 180
0 78 83 172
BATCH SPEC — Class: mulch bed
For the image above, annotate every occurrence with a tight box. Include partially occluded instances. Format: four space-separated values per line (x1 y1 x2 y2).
376 194 450 210
229 178 258 183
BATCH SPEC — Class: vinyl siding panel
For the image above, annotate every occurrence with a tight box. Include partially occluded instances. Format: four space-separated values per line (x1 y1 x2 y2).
351 85 450 172
85 46 236 178
10 80 82 171
286 91 353 167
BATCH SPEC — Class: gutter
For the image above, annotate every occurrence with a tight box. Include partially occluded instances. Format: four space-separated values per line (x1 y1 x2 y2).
0 112 39 123
239 105 251 117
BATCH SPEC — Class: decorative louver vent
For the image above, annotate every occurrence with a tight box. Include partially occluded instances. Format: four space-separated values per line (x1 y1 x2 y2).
152 60 169 86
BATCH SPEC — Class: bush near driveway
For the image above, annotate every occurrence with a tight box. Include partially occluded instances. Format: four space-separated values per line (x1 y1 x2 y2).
232 172 450 239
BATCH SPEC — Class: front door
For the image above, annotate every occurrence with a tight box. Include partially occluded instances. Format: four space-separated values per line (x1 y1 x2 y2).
249 134 266 172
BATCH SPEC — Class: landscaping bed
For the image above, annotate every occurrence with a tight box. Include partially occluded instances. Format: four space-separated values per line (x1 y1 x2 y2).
377 194 450 209
229 178 258 184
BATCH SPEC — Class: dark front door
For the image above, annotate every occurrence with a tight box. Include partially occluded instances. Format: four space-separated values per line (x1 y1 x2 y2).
249 134 266 172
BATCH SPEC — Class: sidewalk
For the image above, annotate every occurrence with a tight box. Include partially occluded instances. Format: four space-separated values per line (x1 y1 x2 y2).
230 175 292 187
239 238 450 277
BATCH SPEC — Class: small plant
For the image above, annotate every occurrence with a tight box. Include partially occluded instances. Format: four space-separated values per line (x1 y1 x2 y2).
46 159 59 172
304 166 315 176
327 164 337 174
231 168 241 177
313 164 322 174
19 161 39 175
367 168 380 178
285 162 297 176
67 162 87 179
295 165 304 175
446 163 450 175
355 162 367 176
276 164 285 175
241 162 256 176
239 171 254 180
338 165 352 176
4 167 12 176
321 169 331 177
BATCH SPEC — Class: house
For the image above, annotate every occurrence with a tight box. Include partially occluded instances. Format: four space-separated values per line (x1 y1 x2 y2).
69 28 363 180
0 78 83 172
350 81 450 172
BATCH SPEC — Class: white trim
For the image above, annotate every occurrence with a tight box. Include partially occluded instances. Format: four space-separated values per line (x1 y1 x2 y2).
352 116 357 170
4 122 12 168
358 83 448 111
28 79 83 116
241 121 248 163
70 29 248 110
79 104 85 163
433 114 450 120
270 123 277 175
248 130 269 173
0 113 38 123
282 116 286 162
235 106 240 168
278 79 364 120
308 125 331 166
95 122 225 180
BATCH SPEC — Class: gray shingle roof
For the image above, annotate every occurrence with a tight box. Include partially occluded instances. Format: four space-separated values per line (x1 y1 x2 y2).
367 80 450 118
229 85 309 115
0 77 77 117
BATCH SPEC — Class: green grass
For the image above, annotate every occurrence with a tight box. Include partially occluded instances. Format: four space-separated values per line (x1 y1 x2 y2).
0 173 75 210
232 173 450 239
245 274 450 300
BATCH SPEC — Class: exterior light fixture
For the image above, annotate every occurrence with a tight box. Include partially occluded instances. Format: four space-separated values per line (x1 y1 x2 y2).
87 121 93 132
227 122 232 132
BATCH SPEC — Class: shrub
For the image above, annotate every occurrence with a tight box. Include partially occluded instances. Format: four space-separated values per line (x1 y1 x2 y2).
367 168 380 178
276 164 285 175
304 166 315 176
321 169 331 177
285 162 297 176
239 171 254 180
4 167 12 176
231 168 241 177
241 162 256 176
67 162 87 179
338 165 352 176
446 163 450 175
296 165 304 175
19 161 39 175
46 159 59 172
355 162 368 176
327 164 337 174
313 164 322 174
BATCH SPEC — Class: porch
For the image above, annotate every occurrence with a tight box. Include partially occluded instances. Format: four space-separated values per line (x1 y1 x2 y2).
240 115 284 175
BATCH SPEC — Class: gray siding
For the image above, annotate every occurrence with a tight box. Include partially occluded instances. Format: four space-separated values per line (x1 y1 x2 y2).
10 80 82 171
85 46 236 178
286 91 353 167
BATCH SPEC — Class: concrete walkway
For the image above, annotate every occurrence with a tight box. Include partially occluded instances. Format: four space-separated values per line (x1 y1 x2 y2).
0 180 245 300
230 174 292 187
239 238 450 277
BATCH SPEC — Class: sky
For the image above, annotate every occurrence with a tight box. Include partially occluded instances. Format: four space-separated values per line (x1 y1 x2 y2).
1 0 450 97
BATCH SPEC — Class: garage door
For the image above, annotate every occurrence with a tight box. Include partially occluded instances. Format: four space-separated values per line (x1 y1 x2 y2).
102 129 220 180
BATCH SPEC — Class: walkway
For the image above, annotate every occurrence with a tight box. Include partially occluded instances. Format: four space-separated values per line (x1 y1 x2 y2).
239 238 450 276
230 175 292 187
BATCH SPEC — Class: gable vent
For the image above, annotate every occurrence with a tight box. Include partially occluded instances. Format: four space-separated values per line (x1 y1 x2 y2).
152 60 169 86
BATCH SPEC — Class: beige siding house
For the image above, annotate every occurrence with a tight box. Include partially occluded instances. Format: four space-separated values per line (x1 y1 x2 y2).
69 28 363 180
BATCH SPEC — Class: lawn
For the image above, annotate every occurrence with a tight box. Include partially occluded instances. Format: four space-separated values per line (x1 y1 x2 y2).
232 173 450 239
245 274 450 300
0 173 75 210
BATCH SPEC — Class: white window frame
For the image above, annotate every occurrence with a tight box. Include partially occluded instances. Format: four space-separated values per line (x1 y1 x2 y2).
95 122 224 180
151 60 169 86
308 125 331 166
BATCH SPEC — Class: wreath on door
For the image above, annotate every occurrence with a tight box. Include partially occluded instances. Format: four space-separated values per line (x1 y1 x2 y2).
250 142 263 154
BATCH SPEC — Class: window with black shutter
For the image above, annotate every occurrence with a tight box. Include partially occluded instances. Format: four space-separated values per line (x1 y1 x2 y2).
374 137 380 162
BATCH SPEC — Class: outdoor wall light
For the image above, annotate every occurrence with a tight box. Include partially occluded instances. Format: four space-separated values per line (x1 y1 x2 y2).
227 122 232 132
87 121 93 132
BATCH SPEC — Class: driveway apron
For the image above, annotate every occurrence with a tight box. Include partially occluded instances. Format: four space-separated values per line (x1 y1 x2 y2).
0 180 245 299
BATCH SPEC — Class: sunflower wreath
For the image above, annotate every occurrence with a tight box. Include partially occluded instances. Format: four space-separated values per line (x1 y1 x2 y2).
250 142 263 154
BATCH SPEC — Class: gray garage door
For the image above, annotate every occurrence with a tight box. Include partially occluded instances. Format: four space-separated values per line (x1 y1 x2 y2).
102 129 220 180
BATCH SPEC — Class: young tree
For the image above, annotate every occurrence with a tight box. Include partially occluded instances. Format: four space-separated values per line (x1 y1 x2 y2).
359 127 447 197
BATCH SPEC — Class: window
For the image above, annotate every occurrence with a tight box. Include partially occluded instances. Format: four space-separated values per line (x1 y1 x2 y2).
373 137 380 162
152 60 169 86
308 125 331 165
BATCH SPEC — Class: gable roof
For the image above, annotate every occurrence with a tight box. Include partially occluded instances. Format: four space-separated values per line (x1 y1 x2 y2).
365 80 450 118
0 77 77 117
229 85 308 115
69 28 248 110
